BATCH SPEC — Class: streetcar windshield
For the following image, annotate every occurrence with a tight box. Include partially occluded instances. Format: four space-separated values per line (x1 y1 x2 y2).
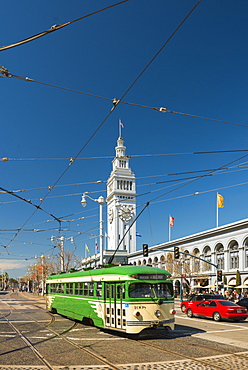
128 283 173 299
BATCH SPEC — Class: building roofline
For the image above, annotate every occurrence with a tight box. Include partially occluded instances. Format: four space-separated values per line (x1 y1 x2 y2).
129 217 248 258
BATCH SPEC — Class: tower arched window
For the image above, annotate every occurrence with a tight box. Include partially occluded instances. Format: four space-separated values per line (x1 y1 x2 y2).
229 240 239 269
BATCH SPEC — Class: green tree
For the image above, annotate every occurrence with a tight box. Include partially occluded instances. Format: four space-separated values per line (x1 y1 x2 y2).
236 270 241 294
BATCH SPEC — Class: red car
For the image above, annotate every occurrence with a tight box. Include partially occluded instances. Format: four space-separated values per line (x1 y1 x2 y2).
180 294 224 313
186 299 248 322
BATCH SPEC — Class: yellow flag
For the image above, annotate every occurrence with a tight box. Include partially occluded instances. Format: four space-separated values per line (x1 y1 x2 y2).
217 194 224 208
85 244 90 252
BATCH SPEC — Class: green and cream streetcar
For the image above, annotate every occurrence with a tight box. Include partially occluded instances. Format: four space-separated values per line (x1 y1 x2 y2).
46 265 175 334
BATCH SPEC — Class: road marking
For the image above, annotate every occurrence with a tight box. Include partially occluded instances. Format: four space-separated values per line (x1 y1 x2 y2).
176 314 248 327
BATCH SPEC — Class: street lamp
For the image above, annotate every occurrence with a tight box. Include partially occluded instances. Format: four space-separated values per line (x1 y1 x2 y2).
81 192 105 266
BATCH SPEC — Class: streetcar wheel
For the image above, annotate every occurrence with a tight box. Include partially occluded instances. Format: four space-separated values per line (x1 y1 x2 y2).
181 304 186 313
213 312 221 322
187 309 193 318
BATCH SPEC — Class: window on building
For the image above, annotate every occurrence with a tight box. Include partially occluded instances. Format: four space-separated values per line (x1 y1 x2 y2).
216 243 224 270
203 246 211 271
192 248 200 273
244 238 248 268
229 240 239 269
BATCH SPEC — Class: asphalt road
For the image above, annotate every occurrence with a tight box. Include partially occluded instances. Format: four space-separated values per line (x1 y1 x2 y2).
0 291 247 370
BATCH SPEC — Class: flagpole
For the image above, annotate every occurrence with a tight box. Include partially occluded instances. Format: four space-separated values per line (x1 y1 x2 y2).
168 215 171 242
119 119 121 137
216 192 218 228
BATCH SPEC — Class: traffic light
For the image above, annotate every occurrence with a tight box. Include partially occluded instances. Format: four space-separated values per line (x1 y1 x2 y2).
174 246 180 259
143 244 148 257
217 270 222 282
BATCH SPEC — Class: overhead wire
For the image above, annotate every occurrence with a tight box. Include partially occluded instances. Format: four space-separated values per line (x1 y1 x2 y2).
1 0 203 249
147 152 248 206
1 165 248 210
1 162 248 203
0 0 130 51
2 149 248 163
2 75 246 129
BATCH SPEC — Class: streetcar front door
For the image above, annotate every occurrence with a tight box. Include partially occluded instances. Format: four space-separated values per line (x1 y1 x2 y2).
105 283 126 330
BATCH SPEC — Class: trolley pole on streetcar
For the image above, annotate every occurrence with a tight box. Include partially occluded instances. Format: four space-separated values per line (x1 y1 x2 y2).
81 192 105 266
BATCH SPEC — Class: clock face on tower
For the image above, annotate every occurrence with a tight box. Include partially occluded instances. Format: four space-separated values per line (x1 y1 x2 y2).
118 205 133 222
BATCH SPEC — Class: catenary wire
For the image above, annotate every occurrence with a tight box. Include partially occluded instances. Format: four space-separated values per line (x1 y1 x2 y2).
2 149 248 162
2 176 248 260
0 1 130 51
1 163 247 205
147 153 248 205
2 74 245 128
1 0 202 249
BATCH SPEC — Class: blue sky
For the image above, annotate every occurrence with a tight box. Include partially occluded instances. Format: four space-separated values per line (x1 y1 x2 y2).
1 0 248 278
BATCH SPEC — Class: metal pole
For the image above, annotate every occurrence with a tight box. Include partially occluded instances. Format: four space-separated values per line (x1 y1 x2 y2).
59 237 65 271
41 256 44 296
216 192 218 228
216 267 219 292
98 197 104 265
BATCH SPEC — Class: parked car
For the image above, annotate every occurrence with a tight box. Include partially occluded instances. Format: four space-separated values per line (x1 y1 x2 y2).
180 294 224 313
186 299 248 322
236 297 248 309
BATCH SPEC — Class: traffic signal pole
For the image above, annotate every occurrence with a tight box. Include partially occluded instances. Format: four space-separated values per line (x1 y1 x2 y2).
178 251 219 297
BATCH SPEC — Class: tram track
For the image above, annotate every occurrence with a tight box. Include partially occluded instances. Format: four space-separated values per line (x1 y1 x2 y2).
174 334 248 360
129 334 248 370
1 292 248 369
0 294 122 370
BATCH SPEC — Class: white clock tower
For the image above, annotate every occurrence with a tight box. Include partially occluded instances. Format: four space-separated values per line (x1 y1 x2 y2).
106 136 136 254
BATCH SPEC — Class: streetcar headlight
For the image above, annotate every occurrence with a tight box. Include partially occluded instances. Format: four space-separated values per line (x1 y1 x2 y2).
155 310 161 318
170 309 176 315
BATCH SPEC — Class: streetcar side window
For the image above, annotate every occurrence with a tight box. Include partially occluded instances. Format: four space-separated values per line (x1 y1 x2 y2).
89 282 94 296
75 282 83 295
84 282 89 295
105 284 110 298
56 283 61 293
83 282 94 296
66 283 73 295
117 284 125 299
51 283 55 293
96 282 102 297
